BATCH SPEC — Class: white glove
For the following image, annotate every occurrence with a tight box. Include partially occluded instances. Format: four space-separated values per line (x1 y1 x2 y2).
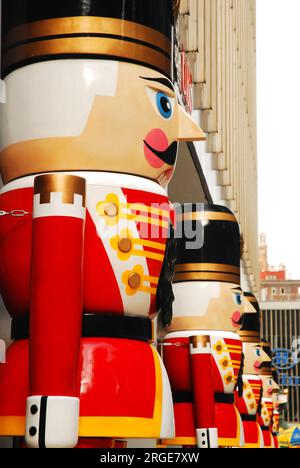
196 428 219 449
25 396 80 448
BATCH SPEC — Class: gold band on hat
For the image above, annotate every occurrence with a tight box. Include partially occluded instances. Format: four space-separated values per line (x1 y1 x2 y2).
174 271 240 285
3 17 171 76
239 330 260 343
177 211 237 223
3 17 171 55
3 36 170 77
175 263 240 275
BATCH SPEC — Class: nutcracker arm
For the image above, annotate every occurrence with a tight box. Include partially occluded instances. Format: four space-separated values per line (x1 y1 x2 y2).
25 174 86 448
190 336 219 449
25 396 79 448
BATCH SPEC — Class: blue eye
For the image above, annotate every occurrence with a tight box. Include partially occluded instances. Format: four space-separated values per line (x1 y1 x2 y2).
234 293 242 306
156 92 172 119
256 349 261 357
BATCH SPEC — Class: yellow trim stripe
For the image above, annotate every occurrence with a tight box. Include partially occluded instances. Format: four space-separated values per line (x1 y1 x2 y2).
226 346 242 350
127 203 169 219
123 213 168 229
0 416 25 436
133 249 164 262
144 275 159 286
139 286 157 295
243 442 261 449
134 238 166 252
162 437 196 446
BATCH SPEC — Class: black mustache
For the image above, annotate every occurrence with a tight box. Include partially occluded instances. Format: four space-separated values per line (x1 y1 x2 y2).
144 140 178 166
233 315 244 325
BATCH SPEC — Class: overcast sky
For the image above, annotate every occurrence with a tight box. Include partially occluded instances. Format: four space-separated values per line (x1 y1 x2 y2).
257 0 300 278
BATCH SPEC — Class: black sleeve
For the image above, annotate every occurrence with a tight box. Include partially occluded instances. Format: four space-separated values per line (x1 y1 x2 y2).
156 223 177 328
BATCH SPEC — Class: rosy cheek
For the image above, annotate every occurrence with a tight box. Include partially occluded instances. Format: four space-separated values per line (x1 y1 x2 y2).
267 388 273 396
253 361 261 372
231 311 241 328
144 129 169 169
145 129 169 151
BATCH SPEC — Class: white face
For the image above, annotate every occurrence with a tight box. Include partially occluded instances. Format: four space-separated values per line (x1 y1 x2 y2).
261 375 280 399
169 281 244 332
243 342 272 375
0 59 203 184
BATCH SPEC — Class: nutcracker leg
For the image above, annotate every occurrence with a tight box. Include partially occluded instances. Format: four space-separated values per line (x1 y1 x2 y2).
190 336 219 449
25 174 86 448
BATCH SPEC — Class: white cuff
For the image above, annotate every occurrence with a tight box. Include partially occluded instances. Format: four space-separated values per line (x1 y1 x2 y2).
196 428 219 449
25 396 80 448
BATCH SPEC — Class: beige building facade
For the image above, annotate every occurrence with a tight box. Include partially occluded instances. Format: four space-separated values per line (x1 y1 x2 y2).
171 0 259 294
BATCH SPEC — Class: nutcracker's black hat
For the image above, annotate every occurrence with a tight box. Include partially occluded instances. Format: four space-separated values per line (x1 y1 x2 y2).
174 204 241 286
1 0 179 78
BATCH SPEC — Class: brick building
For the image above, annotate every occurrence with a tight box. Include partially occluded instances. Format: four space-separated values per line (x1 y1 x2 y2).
259 234 300 302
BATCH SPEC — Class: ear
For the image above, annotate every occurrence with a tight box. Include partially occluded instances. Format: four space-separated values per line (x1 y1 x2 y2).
177 105 206 141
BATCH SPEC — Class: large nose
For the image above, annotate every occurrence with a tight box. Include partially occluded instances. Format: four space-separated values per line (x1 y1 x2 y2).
273 381 280 392
261 349 272 364
243 298 257 314
177 106 206 141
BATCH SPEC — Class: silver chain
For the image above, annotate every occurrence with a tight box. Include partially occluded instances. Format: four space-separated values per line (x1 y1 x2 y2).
0 210 30 217
158 341 189 348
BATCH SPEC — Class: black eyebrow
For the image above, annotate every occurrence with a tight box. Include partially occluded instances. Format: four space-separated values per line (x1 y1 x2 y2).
140 76 175 92
232 287 242 292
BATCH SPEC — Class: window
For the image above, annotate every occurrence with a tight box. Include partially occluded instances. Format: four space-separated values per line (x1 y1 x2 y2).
281 288 285 295
261 288 267 301
272 288 277 295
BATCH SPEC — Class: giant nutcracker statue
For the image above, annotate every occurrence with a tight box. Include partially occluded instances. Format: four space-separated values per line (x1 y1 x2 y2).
235 292 271 448
0 0 205 448
162 204 246 448
258 341 280 449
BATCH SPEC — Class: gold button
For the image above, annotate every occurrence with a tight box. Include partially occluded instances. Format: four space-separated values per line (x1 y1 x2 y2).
118 238 133 253
128 273 142 289
104 202 118 217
